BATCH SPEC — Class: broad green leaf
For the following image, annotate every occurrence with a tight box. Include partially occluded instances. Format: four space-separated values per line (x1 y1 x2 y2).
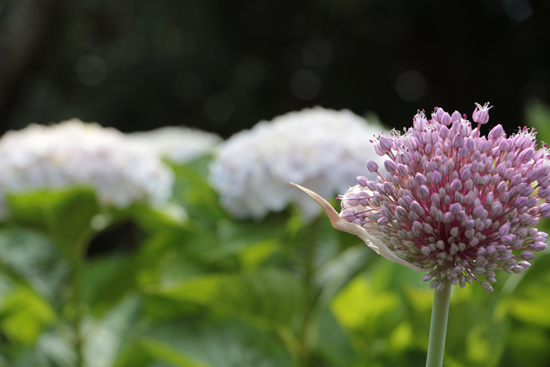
238 239 278 270
138 338 211 367
0 285 56 345
81 255 139 316
0 226 69 304
131 317 293 367
214 217 286 261
503 326 550 367
83 296 141 367
6 187 100 259
314 308 356 367
505 297 550 327
149 268 302 327
136 227 233 289
330 275 398 331
170 160 226 224
388 321 413 352
112 339 153 367
314 245 370 310
111 202 189 234
465 325 493 366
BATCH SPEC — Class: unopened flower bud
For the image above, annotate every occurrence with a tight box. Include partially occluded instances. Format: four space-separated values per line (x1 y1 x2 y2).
472 102 492 124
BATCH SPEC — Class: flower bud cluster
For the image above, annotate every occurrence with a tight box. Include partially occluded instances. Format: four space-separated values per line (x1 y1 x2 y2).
127 126 221 164
210 107 386 221
0 119 174 219
340 103 550 292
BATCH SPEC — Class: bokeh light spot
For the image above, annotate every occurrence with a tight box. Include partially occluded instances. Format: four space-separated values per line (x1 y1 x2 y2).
395 70 426 102
204 92 234 123
75 55 106 86
302 37 332 68
291 70 322 100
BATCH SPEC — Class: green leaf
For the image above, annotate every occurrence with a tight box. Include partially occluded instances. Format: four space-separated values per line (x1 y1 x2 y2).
138 338 211 367
0 285 56 345
0 226 69 304
214 217 286 261
130 317 293 367
81 255 139 316
170 160 225 224
314 245 370 310
6 187 100 258
111 202 189 235
526 99 550 145
149 268 302 328
314 308 357 367
238 239 279 270
503 326 550 367
83 296 141 367
330 274 399 331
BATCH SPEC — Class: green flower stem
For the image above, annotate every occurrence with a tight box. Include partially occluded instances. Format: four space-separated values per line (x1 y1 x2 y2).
69 230 95 367
71 256 84 367
426 282 452 367
298 217 319 367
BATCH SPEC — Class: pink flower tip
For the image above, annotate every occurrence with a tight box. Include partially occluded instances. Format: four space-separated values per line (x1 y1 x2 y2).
472 102 493 124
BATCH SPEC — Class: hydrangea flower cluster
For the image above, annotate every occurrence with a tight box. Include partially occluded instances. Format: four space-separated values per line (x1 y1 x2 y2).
294 103 550 292
0 119 174 219
210 107 387 222
127 126 221 164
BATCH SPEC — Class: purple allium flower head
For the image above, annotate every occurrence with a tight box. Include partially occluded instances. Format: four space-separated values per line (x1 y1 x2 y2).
293 103 550 292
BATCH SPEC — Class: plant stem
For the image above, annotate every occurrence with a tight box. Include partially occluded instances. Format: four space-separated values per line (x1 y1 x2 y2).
298 217 319 367
426 282 452 367
71 257 84 367
70 231 93 367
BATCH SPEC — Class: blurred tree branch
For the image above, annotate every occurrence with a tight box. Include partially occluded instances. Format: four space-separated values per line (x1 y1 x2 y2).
0 0 65 126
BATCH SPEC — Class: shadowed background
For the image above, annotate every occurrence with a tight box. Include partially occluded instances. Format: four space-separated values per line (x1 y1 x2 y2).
1 0 549 136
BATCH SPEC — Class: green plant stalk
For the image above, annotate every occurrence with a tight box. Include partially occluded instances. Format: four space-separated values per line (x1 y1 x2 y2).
71 255 84 367
298 217 319 367
70 230 95 367
425 282 451 367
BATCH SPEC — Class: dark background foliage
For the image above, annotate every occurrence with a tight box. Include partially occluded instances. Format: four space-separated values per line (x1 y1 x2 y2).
1 0 549 137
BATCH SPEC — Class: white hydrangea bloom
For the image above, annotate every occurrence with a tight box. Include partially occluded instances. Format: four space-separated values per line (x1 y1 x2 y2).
209 107 387 222
0 119 174 219
127 126 222 164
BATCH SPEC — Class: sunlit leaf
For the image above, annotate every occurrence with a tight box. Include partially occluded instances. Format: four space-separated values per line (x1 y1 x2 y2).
149 268 302 327
238 239 279 270
0 285 56 345
526 99 550 145
331 275 398 331
314 245 370 310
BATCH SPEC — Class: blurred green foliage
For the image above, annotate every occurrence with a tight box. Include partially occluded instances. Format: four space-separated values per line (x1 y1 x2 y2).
1 102 550 366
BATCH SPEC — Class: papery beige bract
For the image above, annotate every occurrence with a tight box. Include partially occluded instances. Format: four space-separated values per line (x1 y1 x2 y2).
290 182 426 272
